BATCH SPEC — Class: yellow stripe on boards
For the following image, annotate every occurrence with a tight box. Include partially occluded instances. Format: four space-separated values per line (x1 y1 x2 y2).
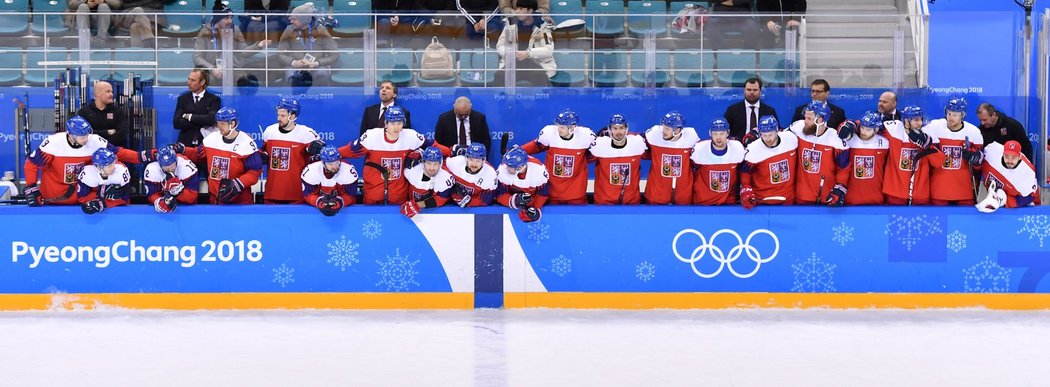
503 293 1050 310
0 293 474 311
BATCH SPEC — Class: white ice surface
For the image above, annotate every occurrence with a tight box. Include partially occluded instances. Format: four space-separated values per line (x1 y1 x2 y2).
0 309 1048 387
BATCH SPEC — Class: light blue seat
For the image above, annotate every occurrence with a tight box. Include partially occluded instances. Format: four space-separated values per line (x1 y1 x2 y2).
458 49 499 87
673 50 714 87
757 50 790 86
157 49 193 85
585 0 624 37
376 49 413 86
111 48 156 81
85 49 114 80
331 0 372 36
220 0 245 12
0 47 22 84
550 0 583 27
715 49 755 86
162 0 204 36
626 1 667 37
549 51 586 87
25 48 68 85
0 0 30 35
591 50 628 87
31 0 70 35
629 51 670 86
331 50 365 85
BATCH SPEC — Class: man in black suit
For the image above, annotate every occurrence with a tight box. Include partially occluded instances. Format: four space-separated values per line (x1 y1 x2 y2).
434 96 491 152
977 103 1033 160
77 81 129 148
173 69 221 147
723 77 779 140
791 79 846 129
878 91 900 122
360 80 413 135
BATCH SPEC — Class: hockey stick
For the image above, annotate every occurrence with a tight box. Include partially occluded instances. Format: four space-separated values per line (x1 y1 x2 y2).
964 136 978 202
759 195 788 204
14 94 29 158
907 147 938 206
617 168 630 205
364 161 390 205
41 183 77 204
499 132 510 156
816 175 825 205
669 176 677 205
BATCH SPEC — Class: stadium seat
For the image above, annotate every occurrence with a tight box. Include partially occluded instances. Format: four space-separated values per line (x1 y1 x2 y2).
86 48 114 80
757 50 790 86
626 1 667 37
549 51 586 87
673 50 714 87
458 49 499 87
162 0 204 37
629 50 670 87
221 0 245 12
31 0 70 36
591 50 628 87
157 49 193 85
715 50 755 87
331 0 372 37
331 51 365 85
0 47 22 85
376 49 413 86
0 0 30 35
550 0 583 27
111 48 156 82
585 1 624 37
24 47 68 85
416 49 458 87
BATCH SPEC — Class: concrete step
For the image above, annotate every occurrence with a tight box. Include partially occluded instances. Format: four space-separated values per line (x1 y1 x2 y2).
805 3 899 13
802 13 903 24
806 22 901 38
807 51 916 69
806 37 913 54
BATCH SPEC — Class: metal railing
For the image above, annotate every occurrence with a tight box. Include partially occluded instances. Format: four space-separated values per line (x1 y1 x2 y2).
905 0 929 87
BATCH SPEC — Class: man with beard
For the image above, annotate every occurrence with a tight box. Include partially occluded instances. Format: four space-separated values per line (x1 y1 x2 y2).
644 111 699 205
302 147 359 216
836 111 890 205
724 78 779 141
360 81 413 135
877 91 900 122
786 100 851 205
177 107 264 204
521 109 595 204
740 115 798 208
401 147 456 218
588 114 648 205
260 98 325 204
977 103 1032 160
446 143 498 207
691 118 745 205
880 106 939 205
924 97 984 205
976 140 1039 212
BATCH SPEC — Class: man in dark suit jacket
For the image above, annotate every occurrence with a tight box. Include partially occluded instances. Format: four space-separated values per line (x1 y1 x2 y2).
723 77 779 140
434 96 491 152
878 90 900 122
360 80 413 135
791 79 847 129
173 69 221 147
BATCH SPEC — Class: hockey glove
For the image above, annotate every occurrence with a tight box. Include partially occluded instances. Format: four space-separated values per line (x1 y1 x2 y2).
81 199 105 214
455 193 472 208
824 184 847 207
101 184 130 201
163 175 185 196
217 178 244 203
400 200 420 218
976 188 1007 213
139 149 157 164
170 142 186 155
741 128 760 146
837 120 857 141
518 207 542 223
451 144 467 157
153 195 177 213
906 129 932 148
306 140 326 156
259 150 270 165
740 186 757 210
961 147 984 166
24 184 40 207
509 192 532 210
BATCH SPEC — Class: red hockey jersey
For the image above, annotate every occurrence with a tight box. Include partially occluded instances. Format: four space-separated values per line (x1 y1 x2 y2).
787 121 849 204
445 155 498 207
496 158 550 209
643 125 699 205
262 122 320 203
587 134 648 205
76 162 131 208
338 128 430 205
521 125 596 204
880 120 938 204
925 118 983 201
143 155 199 204
24 133 140 205
186 131 263 204
742 131 799 203
980 142 1040 208
840 134 889 205
690 139 746 205
301 160 358 207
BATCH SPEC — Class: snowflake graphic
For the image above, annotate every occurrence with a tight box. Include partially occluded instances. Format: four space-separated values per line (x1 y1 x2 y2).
791 253 836 292
636 261 656 282
884 214 944 251
375 249 420 291
362 219 382 240
550 254 572 277
272 263 294 288
832 222 854 246
326 235 360 271
528 222 550 244
963 257 1012 293
947 230 967 253
1017 215 1050 247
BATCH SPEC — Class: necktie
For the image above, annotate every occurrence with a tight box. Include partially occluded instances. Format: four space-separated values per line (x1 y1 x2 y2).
749 105 758 131
458 116 467 147
194 95 200 104
379 106 387 127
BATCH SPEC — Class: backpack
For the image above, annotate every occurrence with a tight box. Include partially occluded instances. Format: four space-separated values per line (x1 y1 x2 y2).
671 3 709 34
420 36 454 79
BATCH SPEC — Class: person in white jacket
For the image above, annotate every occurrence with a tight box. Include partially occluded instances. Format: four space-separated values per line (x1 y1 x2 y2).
494 0 556 86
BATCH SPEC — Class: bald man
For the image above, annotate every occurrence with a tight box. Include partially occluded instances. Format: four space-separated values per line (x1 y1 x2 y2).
878 91 899 122
76 81 130 148
434 96 492 153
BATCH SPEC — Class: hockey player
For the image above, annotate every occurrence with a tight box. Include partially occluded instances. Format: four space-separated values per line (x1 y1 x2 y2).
588 114 648 205
740 116 798 208
177 107 263 204
644 111 699 205
401 147 456 218
880 105 940 205
837 111 890 205
302 146 359 216
338 106 447 205
786 101 850 205
925 97 984 205
260 98 325 204
24 116 150 206
446 143 497 208
975 140 1039 212
521 109 595 204
75 148 131 214
496 147 549 223
691 118 746 205
144 146 199 213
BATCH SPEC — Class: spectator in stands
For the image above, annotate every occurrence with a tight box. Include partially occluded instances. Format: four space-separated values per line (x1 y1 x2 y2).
68 0 120 41
878 91 900 122
494 0 556 87
114 0 158 47
242 0 290 43
277 3 338 87
374 0 426 47
194 4 272 84
756 0 805 49
173 69 222 147
705 0 758 50
360 81 414 135
457 0 501 46
435 97 492 150
977 103 1033 161
723 77 778 140
68 0 153 47
499 0 551 24
791 79 845 129
77 81 129 148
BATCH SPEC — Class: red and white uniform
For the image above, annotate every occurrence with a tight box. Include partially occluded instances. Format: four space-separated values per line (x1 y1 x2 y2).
925 118 983 202
24 133 140 205
787 121 848 204
143 155 199 205
405 163 455 207
185 131 263 204
839 133 889 205
339 128 443 205
741 131 799 203
880 120 938 204
496 158 550 209
643 126 699 205
445 155 497 207
522 125 595 204
587 134 648 205
980 142 1040 208
75 162 131 208
261 123 320 203
690 139 746 205
301 161 358 207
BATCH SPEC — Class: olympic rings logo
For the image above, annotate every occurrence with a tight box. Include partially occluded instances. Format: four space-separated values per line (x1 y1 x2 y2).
672 229 780 279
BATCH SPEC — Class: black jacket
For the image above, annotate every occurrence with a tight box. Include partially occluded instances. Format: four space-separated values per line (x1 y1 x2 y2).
881 109 900 123
77 101 129 149
434 109 491 149
360 103 414 135
723 100 779 140
981 113 1033 161
791 101 846 130
757 0 806 24
173 90 222 147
